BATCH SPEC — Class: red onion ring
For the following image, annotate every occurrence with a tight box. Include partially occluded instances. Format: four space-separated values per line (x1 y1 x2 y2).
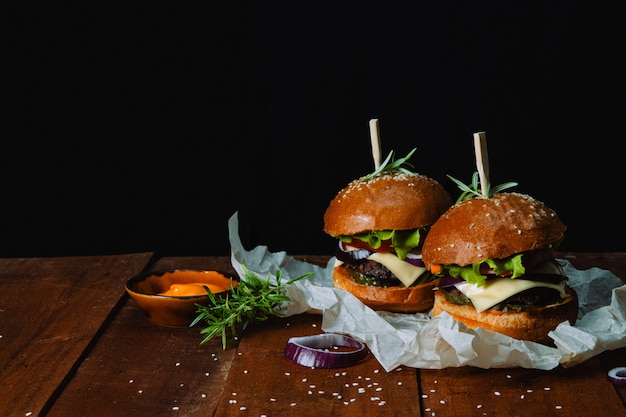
284 333 368 368
607 367 626 386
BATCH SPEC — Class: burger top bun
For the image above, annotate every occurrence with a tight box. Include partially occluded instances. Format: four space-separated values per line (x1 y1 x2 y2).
323 172 452 236
422 192 566 267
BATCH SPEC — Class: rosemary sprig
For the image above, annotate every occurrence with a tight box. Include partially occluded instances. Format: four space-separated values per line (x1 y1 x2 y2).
447 171 518 204
361 148 417 180
190 265 313 349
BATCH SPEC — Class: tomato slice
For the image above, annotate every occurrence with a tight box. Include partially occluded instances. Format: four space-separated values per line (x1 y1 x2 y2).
346 239 394 253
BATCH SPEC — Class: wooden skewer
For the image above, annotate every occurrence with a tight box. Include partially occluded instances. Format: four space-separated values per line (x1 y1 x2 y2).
473 131 489 197
369 119 382 170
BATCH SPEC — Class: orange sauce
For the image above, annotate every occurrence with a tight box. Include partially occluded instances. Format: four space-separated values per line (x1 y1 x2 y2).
159 283 228 296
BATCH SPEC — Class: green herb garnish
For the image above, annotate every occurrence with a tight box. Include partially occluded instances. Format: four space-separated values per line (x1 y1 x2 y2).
447 171 518 204
361 148 417 180
191 265 313 349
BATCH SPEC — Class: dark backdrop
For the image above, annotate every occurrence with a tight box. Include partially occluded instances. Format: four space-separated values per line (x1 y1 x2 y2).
5 2 625 258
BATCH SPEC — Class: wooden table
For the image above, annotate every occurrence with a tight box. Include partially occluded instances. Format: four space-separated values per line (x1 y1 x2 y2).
2 252 624 417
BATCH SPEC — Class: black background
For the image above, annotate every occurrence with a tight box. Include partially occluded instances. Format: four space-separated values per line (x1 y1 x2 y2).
5 2 625 259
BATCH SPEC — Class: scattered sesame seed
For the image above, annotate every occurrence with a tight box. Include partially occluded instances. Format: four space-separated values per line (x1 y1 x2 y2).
172 406 180 411
422 395 428 399
477 404 483 409
25 412 32 416
544 387 551 391
374 369 380 373
270 398 276 402
378 401 386 406
129 379 134 383
312 323 317 327
527 389 533 393
243 370 248 374
556 405 563 409
285 372 291 376
318 391 325 395
308 390 313 395
201 394 206 398
290 403 297 407
138 390 143 394
494 391 501 396
376 387 383 392
205 372 210 376
232 392 238 396
506 374 511 379
358 388 366 393
229 400 237 404
175 362 180 366
440 400 446 404
239 406 247 411
520 395 525 399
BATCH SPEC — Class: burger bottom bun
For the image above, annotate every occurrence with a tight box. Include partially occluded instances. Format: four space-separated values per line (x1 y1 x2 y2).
432 287 579 344
332 265 437 313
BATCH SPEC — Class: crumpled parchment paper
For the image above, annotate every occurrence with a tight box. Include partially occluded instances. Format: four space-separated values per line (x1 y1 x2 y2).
228 212 626 371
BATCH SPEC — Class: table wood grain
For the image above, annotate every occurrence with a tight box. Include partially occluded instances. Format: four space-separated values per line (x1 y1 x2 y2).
1 252 624 417
0 253 154 417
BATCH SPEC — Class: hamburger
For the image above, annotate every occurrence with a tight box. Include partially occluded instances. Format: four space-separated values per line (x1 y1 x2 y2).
421 184 579 344
323 149 452 313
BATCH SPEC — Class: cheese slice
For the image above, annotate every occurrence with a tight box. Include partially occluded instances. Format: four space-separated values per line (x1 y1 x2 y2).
454 278 568 313
366 252 427 287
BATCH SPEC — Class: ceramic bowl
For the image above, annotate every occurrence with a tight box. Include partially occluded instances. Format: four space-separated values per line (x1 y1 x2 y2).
125 268 237 327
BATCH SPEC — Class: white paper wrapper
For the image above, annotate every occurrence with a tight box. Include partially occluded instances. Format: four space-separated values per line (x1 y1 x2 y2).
228 212 626 371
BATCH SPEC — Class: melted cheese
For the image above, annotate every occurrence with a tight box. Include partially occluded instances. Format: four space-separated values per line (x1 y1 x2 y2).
366 252 426 287
455 278 569 313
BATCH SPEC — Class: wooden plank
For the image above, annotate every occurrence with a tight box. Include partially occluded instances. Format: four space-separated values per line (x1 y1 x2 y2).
420 358 626 416
557 251 626 280
0 253 154 417
45 256 238 417
214 313 421 417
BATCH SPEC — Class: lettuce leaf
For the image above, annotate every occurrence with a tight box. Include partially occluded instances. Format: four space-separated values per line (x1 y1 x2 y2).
444 253 526 287
336 228 424 260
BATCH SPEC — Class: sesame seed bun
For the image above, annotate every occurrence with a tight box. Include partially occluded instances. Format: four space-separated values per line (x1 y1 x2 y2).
421 192 567 268
332 265 438 313
432 287 578 343
323 172 452 236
